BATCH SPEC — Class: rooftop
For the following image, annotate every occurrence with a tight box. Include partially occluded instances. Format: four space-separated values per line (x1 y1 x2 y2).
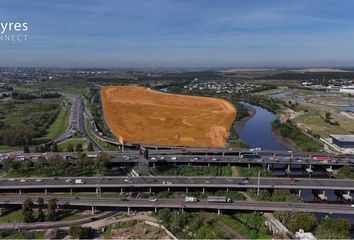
330 134 354 142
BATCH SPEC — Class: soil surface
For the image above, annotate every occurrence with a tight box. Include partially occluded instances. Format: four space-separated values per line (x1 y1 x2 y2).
101 86 236 147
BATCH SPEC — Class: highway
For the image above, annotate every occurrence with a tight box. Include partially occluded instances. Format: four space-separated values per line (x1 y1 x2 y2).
1 176 354 191
5 151 354 167
1 196 354 214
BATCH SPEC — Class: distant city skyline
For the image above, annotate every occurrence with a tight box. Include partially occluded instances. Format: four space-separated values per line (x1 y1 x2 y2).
1 0 354 68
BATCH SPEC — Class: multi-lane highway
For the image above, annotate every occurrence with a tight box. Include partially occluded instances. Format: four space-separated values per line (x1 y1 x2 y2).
1 196 353 215
4 150 354 168
1 176 354 191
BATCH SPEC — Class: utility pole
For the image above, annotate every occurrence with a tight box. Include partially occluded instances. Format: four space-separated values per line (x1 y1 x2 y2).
257 171 260 198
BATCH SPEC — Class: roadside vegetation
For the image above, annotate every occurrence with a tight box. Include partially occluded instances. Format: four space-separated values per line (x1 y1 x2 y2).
247 189 302 202
274 211 351 239
155 209 271 239
1 152 112 177
0 99 61 147
272 120 322 152
337 166 354 179
155 165 232 176
0 230 45 239
237 166 272 177
34 98 71 143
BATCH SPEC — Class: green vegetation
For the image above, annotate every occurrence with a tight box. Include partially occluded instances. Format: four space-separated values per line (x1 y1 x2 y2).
34 98 70 142
86 88 115 138
235 102 250 121
12 90 60 100
102 220 138 238
315 217 351 239
0 231 45 239
238 94 282 112
272 119 322 152
238 166 272 177
248 189 302 202
228 139 249 148
69 225 95 239
155 209 229 239
274 211 317 233
337 166 354 179
0 209 22 223
156 165 232 176
0 99 61 146
274 211 351 239
85 120 120 151
218 212 272 239
58 138 88 152
2 152 111 177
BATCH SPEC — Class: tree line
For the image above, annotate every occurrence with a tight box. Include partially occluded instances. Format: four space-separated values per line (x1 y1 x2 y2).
2 152 111 177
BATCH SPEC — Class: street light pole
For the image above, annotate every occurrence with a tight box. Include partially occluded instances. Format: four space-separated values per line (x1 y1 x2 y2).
257 171 260 198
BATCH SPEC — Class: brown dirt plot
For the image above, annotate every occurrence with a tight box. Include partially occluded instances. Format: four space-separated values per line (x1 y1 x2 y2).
101 86 236 148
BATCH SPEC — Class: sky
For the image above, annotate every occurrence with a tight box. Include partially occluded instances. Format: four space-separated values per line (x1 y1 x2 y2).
1 0 354 68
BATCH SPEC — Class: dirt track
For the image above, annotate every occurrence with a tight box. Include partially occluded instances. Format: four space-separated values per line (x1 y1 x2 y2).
101 86 236 148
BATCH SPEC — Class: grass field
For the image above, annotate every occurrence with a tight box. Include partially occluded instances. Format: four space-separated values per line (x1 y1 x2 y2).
101 86 236 147
34 98 70 142
58 138 88 151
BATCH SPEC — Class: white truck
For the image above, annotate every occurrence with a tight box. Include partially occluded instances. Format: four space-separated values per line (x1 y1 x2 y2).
185 196 198 202
207 196 232 203
75 179 85 184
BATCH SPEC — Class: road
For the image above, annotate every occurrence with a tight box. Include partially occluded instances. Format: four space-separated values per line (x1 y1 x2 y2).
5 151 354 167
1 196 354 215
1 176 354 191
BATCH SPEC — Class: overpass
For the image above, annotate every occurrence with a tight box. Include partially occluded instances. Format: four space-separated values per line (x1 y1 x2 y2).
1 196 354 215
1 176 354 193
4 151 354 168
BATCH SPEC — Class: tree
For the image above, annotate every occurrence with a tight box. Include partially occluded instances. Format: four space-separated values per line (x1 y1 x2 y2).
34 156 46 176
274 212 316 233
51 143 59 152
37 198 45 222
315 217 351 239
23 145 30 153
66 143 74 152
76 153 94 176
69 225 94 239
47 198 57 221
75 143 83 152
22 198 34 223
94 152 110 174
157 208 172 228
325 112 331 119
87 142 94 152
47 155 67 176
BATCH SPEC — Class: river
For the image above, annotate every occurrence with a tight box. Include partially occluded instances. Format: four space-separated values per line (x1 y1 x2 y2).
234 102 288 151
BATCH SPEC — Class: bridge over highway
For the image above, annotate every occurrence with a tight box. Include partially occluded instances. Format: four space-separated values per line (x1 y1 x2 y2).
1 196 354 215
1 176 354 193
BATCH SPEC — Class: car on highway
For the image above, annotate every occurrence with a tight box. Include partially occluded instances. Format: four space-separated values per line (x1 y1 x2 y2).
20 179 26 183
35 179 42 182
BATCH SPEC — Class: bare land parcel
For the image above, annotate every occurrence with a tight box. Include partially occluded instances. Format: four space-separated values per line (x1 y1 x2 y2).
101 86 236 147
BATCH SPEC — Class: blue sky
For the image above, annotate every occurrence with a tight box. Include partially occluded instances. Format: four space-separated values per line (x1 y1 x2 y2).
1 0 354 67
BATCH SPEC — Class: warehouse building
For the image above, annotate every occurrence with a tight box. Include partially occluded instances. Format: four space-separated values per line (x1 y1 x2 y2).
330 135 354 148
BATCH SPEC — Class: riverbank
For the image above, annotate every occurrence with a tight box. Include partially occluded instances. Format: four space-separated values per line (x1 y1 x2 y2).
271 129 302 152
234 102 302 151
234 104 256 131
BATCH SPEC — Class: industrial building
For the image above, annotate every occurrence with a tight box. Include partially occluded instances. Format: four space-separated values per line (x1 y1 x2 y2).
339 86 354 94
330 135 354 148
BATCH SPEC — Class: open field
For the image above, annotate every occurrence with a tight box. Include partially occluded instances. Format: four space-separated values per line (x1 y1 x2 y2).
101 86 236 147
